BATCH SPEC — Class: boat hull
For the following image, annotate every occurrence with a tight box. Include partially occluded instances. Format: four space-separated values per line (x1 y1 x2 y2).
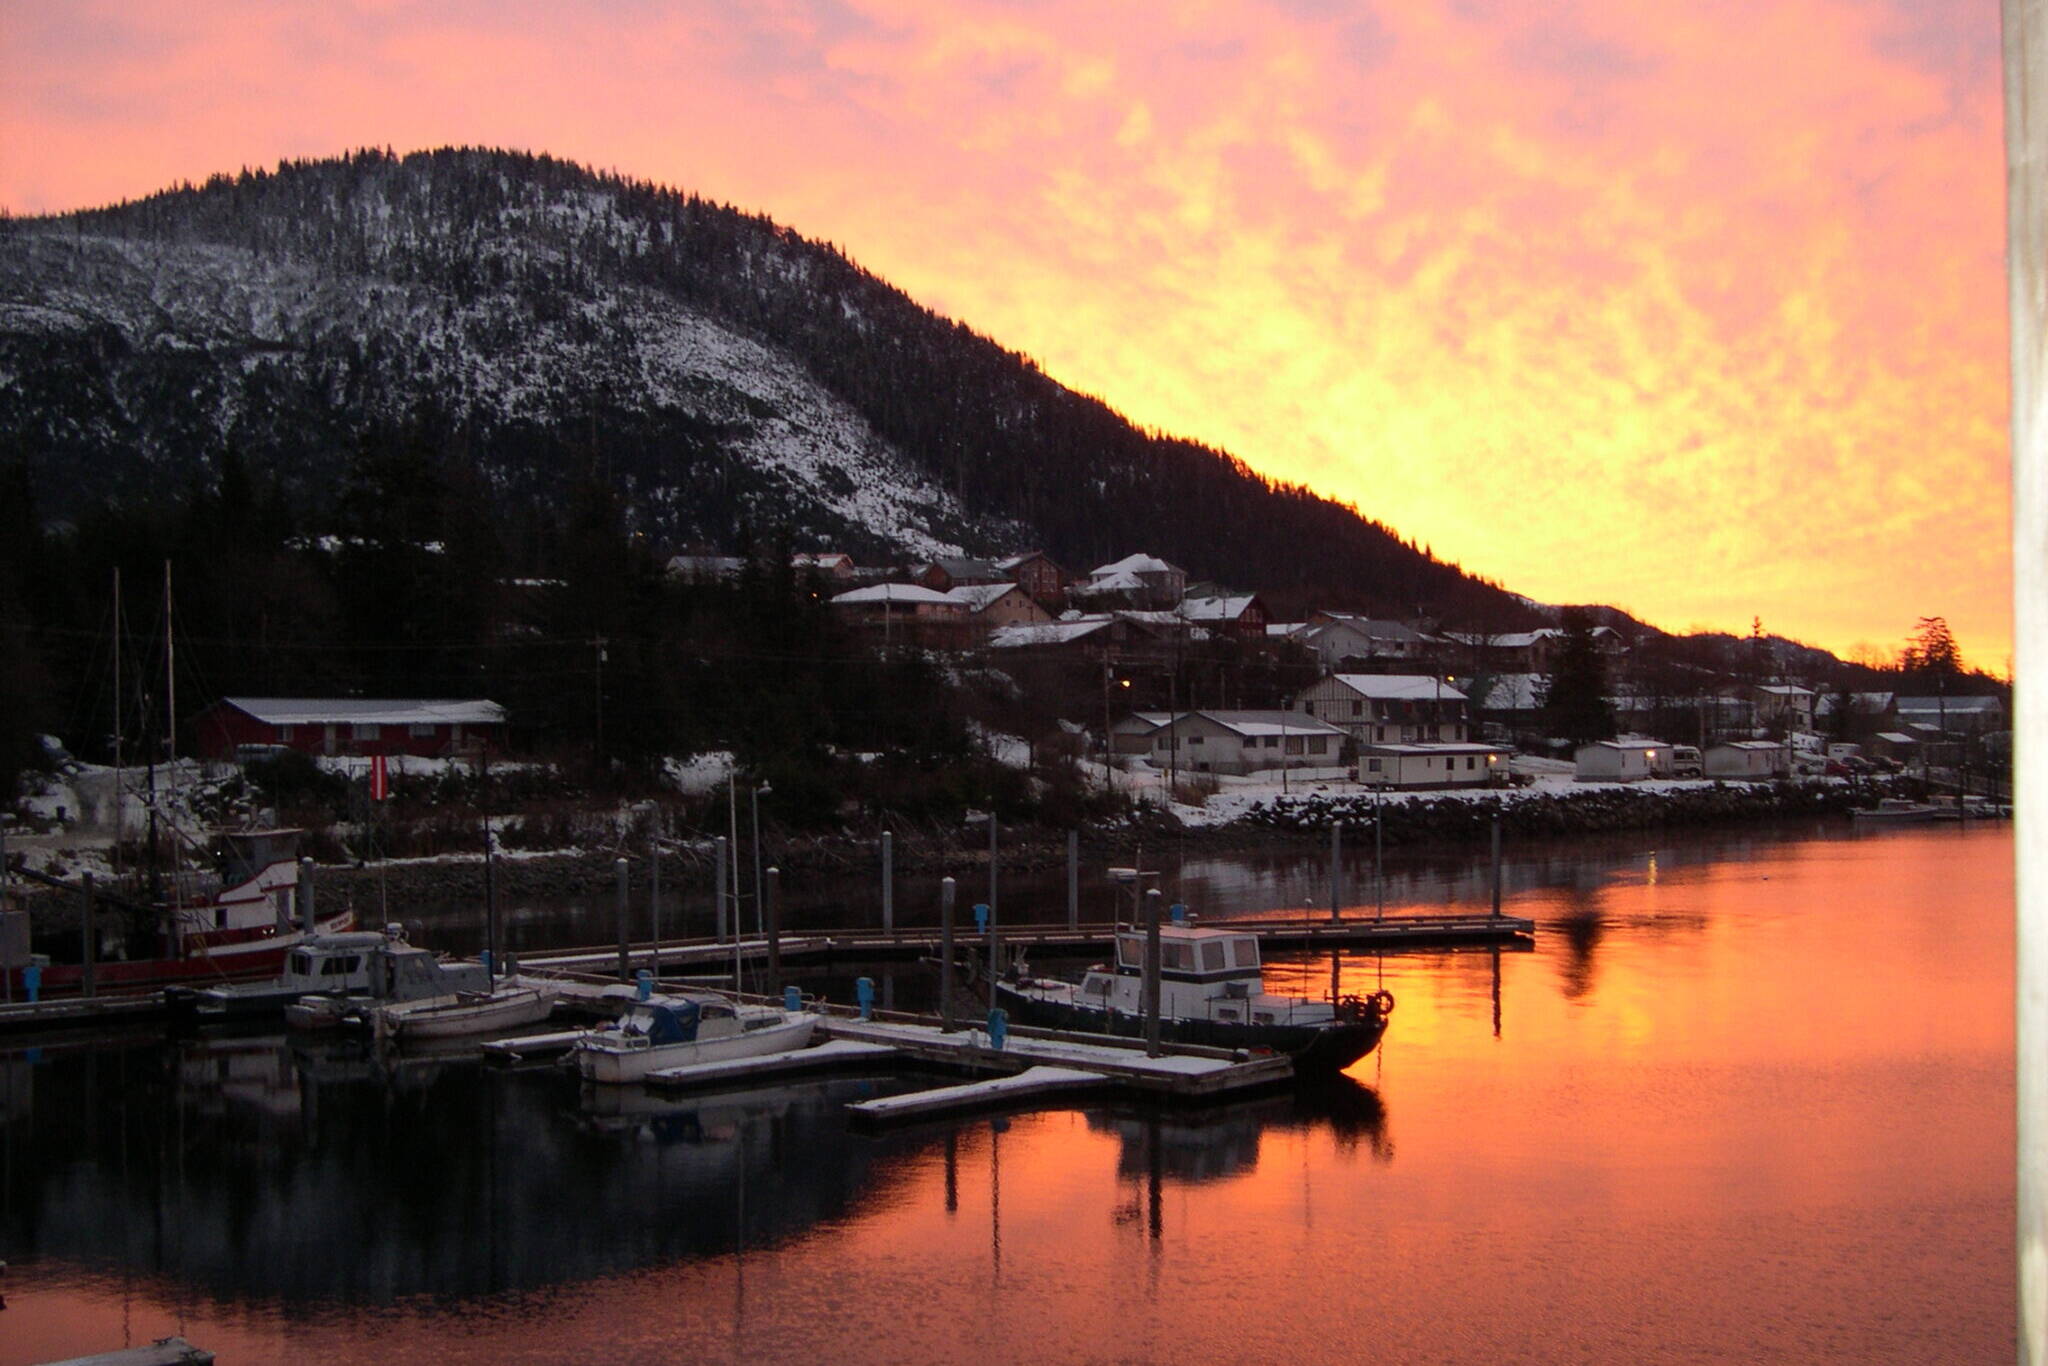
574 1012 819 1084
22 911 359 1003
382 988 557 1042
992 982 1388 1075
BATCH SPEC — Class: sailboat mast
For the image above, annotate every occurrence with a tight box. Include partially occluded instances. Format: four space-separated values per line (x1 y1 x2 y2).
163 561 175 767
112 567 123 873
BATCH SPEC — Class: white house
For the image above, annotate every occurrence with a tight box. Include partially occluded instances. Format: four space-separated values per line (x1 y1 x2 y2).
1575 739 1664 782
1147 710 1347 776
1704 739 1788 779
1293 674 1468 743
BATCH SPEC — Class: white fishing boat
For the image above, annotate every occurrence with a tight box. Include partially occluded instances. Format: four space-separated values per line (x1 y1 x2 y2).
994 923 1393 1074
573 994 819 1084
373 982 558 1043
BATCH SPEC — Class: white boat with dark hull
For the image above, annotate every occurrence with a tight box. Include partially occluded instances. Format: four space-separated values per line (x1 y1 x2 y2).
994 924 1393 1074
281 932 492 1029
372 982 558 1043
1850 797 1945 823
573 994 820 1085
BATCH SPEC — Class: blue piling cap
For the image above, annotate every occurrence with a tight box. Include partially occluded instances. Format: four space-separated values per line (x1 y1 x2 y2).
783 985 801 1011
635 969 653 1001
1170 902 1187 923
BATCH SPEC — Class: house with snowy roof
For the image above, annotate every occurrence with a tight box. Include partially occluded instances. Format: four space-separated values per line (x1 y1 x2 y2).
1292 673 1471 744
830 583 971 645
945 582 1054 633
194 698 508 760
1299 614 1437 668
1178 593 1270 640
1072 553 1186 610
1145 710 1347 776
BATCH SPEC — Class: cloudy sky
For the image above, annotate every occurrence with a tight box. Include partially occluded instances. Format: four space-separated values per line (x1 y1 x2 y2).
1 0 2011 668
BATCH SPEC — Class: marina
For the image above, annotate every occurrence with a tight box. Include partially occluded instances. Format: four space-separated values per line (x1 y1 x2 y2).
0 822 2015 1364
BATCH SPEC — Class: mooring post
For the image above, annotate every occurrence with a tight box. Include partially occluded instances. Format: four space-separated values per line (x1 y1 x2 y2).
300 856 316 937
1330 821 1343 922
988 813 1000 930
650 836 662 976
1067 829 1079 931
80 872 96 999
714 835 729 942
939 876 957 1032
881 829 894 932
1491 812 1503 917
485 830 499 980
1143 888 1162 1057
765 866 782 990
615 857 629 982
1374 790 1386 920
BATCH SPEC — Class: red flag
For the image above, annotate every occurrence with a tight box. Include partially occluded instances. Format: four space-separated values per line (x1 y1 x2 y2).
370 754 388 802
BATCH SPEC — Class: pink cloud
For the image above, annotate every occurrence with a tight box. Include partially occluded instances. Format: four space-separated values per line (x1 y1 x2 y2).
0 0 2012 666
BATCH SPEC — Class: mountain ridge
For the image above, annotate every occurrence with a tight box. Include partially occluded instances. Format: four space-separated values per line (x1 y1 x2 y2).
1 146 1532 624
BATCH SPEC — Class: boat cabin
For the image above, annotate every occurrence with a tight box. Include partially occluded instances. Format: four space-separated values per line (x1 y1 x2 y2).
1111 926 1262 981
614 996 759 1045
281 931 391 992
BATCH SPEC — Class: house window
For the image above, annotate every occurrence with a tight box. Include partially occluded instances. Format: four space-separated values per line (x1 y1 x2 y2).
1264 736 1279 748
278 725 294 741
1466 756 1476 770
1308 737 1327 755
1189 734 1204 745
1157 736 1170 750
1285 737 1303 755
1376 726 1386 741
1304 701 1315 716
356 723 381 741
410 723 434 738
1367 758 1382 772
1351 700 1362 717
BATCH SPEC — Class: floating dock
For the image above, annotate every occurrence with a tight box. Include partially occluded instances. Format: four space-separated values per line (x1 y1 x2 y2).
848 1065 1110 1124
0 991 167 1036
34 1338 213 1366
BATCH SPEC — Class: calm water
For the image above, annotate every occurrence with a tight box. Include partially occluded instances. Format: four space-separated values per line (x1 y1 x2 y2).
0 823 2014 1363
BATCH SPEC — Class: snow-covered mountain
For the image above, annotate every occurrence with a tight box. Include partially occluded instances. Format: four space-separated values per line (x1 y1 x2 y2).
0 148 1529 621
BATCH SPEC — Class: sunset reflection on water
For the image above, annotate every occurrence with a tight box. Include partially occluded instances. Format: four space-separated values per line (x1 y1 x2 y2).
0 825 2012 1364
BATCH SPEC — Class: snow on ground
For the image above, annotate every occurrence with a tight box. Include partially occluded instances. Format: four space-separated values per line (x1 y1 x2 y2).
662 752 737 796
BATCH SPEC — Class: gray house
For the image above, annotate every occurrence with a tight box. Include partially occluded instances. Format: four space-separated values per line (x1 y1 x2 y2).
1145 710 1348 775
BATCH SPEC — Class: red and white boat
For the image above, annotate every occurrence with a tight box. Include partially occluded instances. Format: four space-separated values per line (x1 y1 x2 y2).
4 829 355 997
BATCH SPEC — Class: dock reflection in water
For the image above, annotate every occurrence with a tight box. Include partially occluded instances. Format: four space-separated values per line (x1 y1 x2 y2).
0 823 2016 1365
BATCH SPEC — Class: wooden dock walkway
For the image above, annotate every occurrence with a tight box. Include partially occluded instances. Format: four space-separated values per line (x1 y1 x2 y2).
520 911 1533 978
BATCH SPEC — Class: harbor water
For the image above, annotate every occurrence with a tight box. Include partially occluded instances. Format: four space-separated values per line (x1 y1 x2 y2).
0 822 2014 1363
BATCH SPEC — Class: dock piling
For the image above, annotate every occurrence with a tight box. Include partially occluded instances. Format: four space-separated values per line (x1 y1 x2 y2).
615 857 629 981
881 830 894 931
299 857 315 937
1067 829 1079 930
80 873 95 999
766 867 782 989
940 877 957 1032
1144 888 1162 1057
714 836 729 941
1491 813 1503 917
1330 822 1343 921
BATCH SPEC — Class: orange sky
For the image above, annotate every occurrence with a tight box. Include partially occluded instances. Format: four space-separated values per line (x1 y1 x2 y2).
0 1 2012 669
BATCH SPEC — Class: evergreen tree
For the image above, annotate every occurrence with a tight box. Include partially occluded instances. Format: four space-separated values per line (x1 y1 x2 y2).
1545 608 1616 745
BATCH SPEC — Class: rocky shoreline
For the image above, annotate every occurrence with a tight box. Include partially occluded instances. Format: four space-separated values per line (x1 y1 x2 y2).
299 777 1892 911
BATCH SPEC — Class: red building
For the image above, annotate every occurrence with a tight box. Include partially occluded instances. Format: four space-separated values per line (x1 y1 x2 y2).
193 698 508 760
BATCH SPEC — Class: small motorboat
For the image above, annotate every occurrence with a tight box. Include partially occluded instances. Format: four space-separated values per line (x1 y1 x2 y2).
373 981 558 1043
1850 797 1945 823
573 993 819 1084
